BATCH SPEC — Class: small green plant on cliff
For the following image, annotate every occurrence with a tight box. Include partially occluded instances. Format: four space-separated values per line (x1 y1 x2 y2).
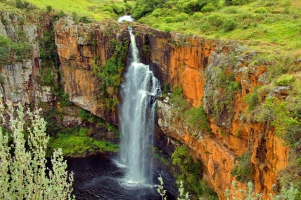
231 150 253 183
255 97 300 141
170 85 190 118
40 67 55 86
59 92 72 107
0 101 74 199
209 68 241 121
171 146 218 199
0 35 32 66
243 92 260 112
170 85 211 133
185 106 211 132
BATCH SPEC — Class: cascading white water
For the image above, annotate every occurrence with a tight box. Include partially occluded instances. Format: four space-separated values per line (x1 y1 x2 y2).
117 24 161 185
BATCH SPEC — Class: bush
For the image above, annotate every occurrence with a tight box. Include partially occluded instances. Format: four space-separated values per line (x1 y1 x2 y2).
231 151 253 182
0 101 74 199
201 3 216 12
172 146 218 199
0 73 5 84
243 93 260 112
59 93 72 107
222 18 237 32
112 4 125 15
254 7 268 14
275 74 296 86
207 14 224 27
185 106 211 132
40 68 54 86
175 13 189 22
164 16 175 23
0 35 32 65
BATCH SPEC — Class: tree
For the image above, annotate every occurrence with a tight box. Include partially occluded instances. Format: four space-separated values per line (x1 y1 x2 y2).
0 101 74 199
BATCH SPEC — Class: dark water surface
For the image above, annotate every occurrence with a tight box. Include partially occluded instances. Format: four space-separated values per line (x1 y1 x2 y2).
67 154 176 200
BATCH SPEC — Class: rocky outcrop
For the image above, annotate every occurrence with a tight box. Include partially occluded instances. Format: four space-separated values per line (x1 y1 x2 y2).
0 12 43 105
55 17 129 124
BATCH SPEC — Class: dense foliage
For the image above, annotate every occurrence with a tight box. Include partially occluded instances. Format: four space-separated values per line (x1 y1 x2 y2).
230 151 253 183
0 35 32 66
170 85 211 134
0 101 74 199
171 146 218 199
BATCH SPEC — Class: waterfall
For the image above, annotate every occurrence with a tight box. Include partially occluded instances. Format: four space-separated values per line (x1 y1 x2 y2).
117 25 161 185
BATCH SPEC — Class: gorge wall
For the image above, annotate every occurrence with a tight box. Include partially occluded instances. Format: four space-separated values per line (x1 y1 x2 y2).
0 12 291 199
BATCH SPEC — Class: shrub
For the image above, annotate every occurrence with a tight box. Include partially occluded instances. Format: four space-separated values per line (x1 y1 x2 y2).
231 0 249 6
46 5 52 13
231 151 253 182
192 12 203 20
222 18 237 32
275 74 296 86
0 73 5 84
254 7 268 14
172 146 218 199
243 93 260 112
164 16 175 23
0 35 32 65
201 3 216 12
59 93 72 107
207 14 224 27
112 4 125 15
40 68 54 86
79 16 92 23
297 158 301 167
175 13 189 22
0 101 74 199
185 106 211 132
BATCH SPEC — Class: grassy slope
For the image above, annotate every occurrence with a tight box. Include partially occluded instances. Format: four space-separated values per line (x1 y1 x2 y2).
25 0 122 20
137 0 301 55
0 0 128 20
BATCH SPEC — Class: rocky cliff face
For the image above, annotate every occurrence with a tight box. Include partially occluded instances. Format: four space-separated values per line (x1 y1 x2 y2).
0 12 50 105
55 17 129 124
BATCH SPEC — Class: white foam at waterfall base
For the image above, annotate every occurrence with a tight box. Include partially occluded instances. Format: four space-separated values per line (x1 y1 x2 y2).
118 15 134 22
117 26 162 186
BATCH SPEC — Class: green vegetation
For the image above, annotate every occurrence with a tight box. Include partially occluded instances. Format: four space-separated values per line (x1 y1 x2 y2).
24 0 132 21
132 0 301 54
205 68 241 123
93 38 128 112
0 35 32 66
231 150 253 183
172 146 218 199
48 127 119 157
0 101 74 199
170 85 211 134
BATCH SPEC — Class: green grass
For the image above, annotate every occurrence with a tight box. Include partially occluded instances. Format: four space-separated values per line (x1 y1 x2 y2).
0 0 133 21
25 0 128 21
48 128 119 157
136 0 301 54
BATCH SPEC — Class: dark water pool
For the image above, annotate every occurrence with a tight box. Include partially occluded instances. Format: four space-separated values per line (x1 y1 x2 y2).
67 154 177 200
